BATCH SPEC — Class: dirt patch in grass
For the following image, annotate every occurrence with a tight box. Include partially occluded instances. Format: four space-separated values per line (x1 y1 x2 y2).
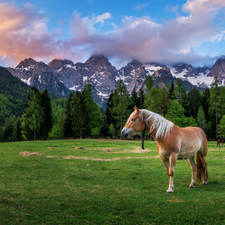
63 155 160 161
75 147 87 149
130 147 151 153
112 147 156 153
47 147 56 149
46 156 55 158
20 151 42 156
167 197 183 203
208 148 225 151
96 148 119 152
97 139 137 143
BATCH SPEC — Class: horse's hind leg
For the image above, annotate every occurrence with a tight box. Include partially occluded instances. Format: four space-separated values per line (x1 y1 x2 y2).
188 157 196 188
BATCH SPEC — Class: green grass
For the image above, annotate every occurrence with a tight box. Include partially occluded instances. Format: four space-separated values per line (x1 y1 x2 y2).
0 139 225 224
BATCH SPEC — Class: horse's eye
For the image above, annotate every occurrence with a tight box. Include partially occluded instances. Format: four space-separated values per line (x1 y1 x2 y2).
132 118 136 122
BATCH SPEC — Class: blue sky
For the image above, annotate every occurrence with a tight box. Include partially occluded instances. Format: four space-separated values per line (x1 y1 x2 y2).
1 0 225 68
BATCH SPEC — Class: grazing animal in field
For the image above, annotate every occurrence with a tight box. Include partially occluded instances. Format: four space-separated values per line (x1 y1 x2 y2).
121 106 208 193
216 137 224 147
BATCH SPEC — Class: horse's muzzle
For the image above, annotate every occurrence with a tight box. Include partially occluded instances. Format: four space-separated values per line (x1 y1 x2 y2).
121 128 131 138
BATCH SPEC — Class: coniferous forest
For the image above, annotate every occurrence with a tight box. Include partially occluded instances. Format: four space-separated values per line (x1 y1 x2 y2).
0 72 225 142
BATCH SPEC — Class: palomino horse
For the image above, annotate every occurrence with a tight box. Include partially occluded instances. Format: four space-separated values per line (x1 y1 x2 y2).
121 106 208 193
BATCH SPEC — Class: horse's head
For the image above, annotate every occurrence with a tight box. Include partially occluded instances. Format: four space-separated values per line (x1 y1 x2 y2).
121 106 145 138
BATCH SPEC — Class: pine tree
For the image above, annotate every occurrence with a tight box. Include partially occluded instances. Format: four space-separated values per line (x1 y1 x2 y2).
23 90 44 140
82 79 93 137
168 82 176 100
22 86 40 140
58 108 65 138
218 115 225 136
187 87 201 119
166 100 196 127
174 79 187 104
145 74 153 93
100 111 108 138
131 89 139 108
64 92 74 137
112 79 129 137
12 117 22 141
106 91 116 132
70 91 87 138
109 123 115 138
0 95 10 125
144 86 170 116
197 105 211 136
138 88 145 109
209 77 221 139
201 88 210 124
39 89 52 139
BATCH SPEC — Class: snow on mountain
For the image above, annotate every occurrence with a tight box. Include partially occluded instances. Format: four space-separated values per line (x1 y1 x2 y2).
170 65 213 88
144 63 165 75
6 54 225 108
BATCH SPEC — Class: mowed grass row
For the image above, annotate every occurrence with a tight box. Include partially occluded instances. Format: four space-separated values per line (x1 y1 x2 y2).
0 139 225 224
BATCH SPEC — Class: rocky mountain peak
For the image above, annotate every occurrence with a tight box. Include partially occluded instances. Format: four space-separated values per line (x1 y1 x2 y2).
208 56 225 82
33 61 52 74
16 58 37 70
128 60 143 67
48 58 74 71
171 63 198 77
85 54 109 66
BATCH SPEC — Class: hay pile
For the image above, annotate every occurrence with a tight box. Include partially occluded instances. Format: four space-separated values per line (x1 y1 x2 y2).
19 151 42 156
130 147 151 153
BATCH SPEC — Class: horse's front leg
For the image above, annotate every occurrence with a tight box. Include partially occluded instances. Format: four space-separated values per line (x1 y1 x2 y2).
166 153 177 193
188 157 196 188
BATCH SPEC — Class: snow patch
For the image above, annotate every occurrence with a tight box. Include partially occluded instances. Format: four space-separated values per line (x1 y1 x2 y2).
170 66 213 87
144 64 163 75
21 77 32 85
66 64 76 70
83 76 88 83
69 85 80 91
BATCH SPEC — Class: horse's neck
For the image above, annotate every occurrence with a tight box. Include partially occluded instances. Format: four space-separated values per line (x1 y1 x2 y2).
146 119 159 141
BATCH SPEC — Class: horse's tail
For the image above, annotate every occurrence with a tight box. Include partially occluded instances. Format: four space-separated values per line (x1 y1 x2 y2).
197 154 203 183
197 154 208 184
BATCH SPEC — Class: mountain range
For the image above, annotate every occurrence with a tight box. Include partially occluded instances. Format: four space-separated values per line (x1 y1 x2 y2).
5 55 225 107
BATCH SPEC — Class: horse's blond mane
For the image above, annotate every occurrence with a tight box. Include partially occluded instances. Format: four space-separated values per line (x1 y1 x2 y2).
141 109 174 139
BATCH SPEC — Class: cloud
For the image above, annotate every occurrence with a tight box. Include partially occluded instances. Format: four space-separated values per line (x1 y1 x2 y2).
166 4 180 16
1 0 225 68
134 2 151 11
0 3 89 66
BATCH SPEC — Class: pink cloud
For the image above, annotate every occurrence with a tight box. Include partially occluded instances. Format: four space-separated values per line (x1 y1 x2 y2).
1 0 225 68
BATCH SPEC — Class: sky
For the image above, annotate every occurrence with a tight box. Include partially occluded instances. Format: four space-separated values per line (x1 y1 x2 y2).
1 0 225 69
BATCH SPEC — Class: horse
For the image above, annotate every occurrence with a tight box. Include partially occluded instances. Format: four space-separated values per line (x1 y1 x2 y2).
216 137 224 147
121 106 208 193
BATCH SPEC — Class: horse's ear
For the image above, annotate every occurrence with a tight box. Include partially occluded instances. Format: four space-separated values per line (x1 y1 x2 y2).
134 106 139 114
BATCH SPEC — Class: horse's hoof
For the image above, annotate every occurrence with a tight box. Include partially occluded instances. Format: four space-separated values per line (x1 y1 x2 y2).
189 185 195 189
202 182 207 186
166 190 173 194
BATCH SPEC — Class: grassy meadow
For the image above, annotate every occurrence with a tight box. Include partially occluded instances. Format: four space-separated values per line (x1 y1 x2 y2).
0 139 225 224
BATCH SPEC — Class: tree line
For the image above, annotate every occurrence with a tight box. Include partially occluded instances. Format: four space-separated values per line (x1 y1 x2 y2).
0 76 225 141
